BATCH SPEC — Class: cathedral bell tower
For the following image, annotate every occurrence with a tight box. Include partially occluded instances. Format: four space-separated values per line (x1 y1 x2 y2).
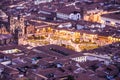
8 15 15 34
18 15 25 36
14 28 23 44
15 15 25 44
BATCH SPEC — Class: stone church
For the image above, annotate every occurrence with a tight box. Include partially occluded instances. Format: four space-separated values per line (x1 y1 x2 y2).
0 15 35 45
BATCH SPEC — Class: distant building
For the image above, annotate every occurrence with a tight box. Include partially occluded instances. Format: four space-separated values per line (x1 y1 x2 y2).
57 6 81 20
89 0 109 3
9 15 25 35
8 15 25 44
34 0 53 5
101 12 120 27
0 10 8 21
0 34 13 45
0 15 35 45
0 23 9 34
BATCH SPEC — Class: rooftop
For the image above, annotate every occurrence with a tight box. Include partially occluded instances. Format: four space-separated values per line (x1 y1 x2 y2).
101 12 120 20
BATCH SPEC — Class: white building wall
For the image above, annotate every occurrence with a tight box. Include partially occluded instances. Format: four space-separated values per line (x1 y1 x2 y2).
101 17 120 27
69 13 81 20
71 56 87 62
57 13 69 20
34 0 53 5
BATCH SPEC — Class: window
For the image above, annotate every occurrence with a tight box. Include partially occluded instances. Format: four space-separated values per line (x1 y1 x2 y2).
105 20 110 23
115 23 120 26
10 19 14 23
20 18 24 22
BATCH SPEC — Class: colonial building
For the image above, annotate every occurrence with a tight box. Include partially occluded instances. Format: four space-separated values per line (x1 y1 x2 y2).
0 23 8 34
8 15 25 35
0 9 8 21
0 34 13 45
101 12 120 27
25 22 35 35
8 15 25 44
56 6 81 20
34 0 53 5
0 15 35 45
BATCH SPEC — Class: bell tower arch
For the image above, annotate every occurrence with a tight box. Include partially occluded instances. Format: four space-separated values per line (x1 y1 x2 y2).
18 15 25 35
8 16 15 33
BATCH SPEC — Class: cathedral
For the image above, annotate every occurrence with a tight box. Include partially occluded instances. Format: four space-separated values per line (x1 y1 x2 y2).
8 15 25 44
0 15 35 45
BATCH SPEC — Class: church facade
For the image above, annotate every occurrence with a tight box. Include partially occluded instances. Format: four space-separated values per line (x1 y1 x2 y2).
0 15 35 45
